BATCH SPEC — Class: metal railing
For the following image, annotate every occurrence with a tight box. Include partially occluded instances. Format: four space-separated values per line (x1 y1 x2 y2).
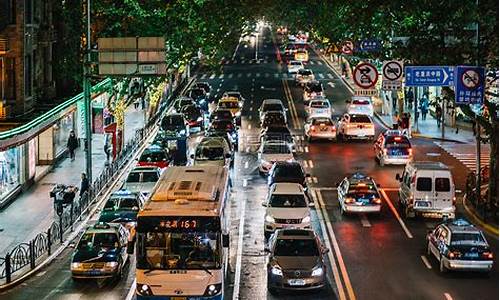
465 166 498 222
0 74 192 286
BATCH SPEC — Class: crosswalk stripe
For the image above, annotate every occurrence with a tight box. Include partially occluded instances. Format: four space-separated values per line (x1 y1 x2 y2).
218 74 224 79
327 73 334 79
246 73 252 78
282 73 288 78
256 73 260 77
317 61 323 65
265 73 270 78
237 73 243 78
274 73 279 78
200 74 207 79
309 61 315 65
318 73 325 79
209 73 216 79
228 73 233 79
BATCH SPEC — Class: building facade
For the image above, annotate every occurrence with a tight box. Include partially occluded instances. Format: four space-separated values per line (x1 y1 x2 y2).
0 0 58 119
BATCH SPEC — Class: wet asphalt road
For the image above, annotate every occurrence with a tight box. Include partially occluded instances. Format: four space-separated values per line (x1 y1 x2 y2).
1 25 497 300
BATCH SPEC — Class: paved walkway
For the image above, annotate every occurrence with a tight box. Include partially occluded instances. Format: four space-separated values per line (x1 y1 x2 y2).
0 104 145 257
316 49 476 144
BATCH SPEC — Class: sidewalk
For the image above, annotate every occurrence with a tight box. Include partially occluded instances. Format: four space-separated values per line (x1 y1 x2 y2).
317 49 476 144
0 104 145 257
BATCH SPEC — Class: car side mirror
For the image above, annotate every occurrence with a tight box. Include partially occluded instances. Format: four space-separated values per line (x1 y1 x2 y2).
395 174 401 181
222 233 230 248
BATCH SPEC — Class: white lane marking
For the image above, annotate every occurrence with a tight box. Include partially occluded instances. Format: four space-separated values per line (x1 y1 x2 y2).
249 106 253 111
305 146 309 153
309 60 315 65
317 61 323 65
246 73 252 78
228 73 234 79
312 176 318 184
316 190 356 300
232 189 247 300
265 73 270 78
217 88 221 92
218 74 224 79
256 73 261 77
308 160 314 168
125 279 136 300
237 73 243 78
209 73 216 79
243 179 248 187
274 73 279 78
420 255 432 269
244 161 249 169
380 189 413 239
201 74 207 79
248 59 253 64
327 73 334 79
241 59 246 64
360 215 371 227
247 124 252 130
282 73 288 78
251 87 255 92
318 73 325 79
232 38 241 60
36 271 47 277
311 190 347 300
444 293 453 300
249 115 253 120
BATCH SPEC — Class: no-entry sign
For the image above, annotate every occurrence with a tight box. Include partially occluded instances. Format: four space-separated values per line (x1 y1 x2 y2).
353 62 378 89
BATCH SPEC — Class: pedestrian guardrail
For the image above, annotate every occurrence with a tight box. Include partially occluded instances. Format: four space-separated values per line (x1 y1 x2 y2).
0 74 194 287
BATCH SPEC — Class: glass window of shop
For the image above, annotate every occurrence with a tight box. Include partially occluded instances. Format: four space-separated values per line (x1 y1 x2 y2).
0 146 21 199
54 111 75 156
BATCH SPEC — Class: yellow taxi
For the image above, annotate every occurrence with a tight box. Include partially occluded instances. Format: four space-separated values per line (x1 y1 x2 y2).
217 97 242 118
294 49 309 62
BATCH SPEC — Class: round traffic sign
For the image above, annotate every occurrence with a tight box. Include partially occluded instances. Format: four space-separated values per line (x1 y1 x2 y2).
353 63 378 89
342 40 354 55
383 61 403 81
461 69 481 89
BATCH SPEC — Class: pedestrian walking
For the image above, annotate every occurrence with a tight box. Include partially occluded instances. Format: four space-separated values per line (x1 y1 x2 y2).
406 89 414 109
419 95 429 120
80 173 89 198
67 130 78 161
436 105 443 128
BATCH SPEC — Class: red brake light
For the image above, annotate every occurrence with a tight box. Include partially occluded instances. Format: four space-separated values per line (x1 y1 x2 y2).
408 148 413 156
310 125 316 131
483 252 494 259
372 198 382 204
394 136 402 141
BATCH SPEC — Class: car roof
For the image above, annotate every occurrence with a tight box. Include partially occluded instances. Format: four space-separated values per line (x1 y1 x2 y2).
274 161 301 168
85 222 121 234
275 229 316 239
442 219 482 234
271 182 304 194
263 99 283 104
384 130 405 137
410 161 450 171
130 166 160 172
199 137 227 147
346 173 376 185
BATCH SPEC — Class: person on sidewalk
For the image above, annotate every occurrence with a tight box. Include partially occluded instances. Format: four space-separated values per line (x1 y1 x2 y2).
419 95 429 120
406 89 414 109
436 105 443 128
80 173 89 198
67 130 78 161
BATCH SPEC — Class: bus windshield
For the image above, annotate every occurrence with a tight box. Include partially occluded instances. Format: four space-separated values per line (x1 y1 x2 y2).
137 232 221 270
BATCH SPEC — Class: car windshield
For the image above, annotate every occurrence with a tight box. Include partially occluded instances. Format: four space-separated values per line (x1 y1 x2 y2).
450 232 487 245
263 103 283 111
219 101 239 108
352 99 370 105
138 232 221 269
311 101 328 108
311 118 333 126
196 146 225 160
298 70 312 75
348 183 378 195
350 115 371 123
274 239 319 256
264 113 285 125
104 197 139 211
275 165 303 178
263 144 291 154
385 136 411 148
140 150 167 162
78 232 118 250
269 194 306 207
307 84 323 93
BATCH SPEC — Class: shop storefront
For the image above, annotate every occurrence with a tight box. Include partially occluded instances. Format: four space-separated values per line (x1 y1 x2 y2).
0 145 23 202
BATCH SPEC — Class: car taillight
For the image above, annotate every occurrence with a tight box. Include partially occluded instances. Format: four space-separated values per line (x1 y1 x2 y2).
331 127 336 132
383 149 387 156
448 251 461 259
452 196 456 205
345 197 355 204
483 252 494 259
372 198 382 204
408 148 413 156
310 125 316 131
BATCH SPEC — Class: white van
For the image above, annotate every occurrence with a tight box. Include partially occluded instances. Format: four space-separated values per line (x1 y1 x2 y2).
396 162 456 219
191 137 232 167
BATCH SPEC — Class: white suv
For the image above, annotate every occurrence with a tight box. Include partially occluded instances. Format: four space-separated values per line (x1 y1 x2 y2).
263 183 311 238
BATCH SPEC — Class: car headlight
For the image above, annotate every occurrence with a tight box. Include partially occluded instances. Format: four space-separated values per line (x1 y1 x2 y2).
105 262 119 268
235 111 242 116
311 266 324 277
137 284 153 296
271 266 283 276
265 214 275 223
197 116 203 122
302 216 311 223
71 262 82 270
203 283 222 296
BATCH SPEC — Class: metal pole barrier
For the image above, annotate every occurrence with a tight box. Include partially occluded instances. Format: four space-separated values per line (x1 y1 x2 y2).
441 96 445 139
476 118 482 208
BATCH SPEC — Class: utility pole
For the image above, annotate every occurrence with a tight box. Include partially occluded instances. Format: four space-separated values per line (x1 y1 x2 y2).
83 0 93 185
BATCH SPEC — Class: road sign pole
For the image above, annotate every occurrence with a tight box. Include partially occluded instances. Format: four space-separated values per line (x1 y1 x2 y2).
476 118 482 204
441 96 445 140
414 87 418 132
83 0 92 184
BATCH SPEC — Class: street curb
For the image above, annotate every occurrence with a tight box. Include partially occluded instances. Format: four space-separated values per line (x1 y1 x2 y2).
0 76 197 292
462 194 499 237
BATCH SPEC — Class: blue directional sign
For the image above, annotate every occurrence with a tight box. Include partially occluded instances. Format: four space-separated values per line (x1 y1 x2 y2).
455 66 485 104
359 39 381 52
404 66 455 87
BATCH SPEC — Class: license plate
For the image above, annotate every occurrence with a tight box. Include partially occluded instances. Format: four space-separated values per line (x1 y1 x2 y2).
171 297 187 300
320 127 328 131
357 133 365 137
87 270 101 275
465 252 479 258
415 201 431 208
288 279 306 286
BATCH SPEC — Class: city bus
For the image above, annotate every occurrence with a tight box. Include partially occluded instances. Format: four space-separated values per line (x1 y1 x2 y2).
133 166 230 299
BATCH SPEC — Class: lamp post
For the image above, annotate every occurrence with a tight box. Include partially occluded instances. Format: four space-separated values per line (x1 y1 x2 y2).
83 0 93 184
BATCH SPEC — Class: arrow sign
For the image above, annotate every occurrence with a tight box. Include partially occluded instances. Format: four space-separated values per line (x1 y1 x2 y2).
404 66 454 87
